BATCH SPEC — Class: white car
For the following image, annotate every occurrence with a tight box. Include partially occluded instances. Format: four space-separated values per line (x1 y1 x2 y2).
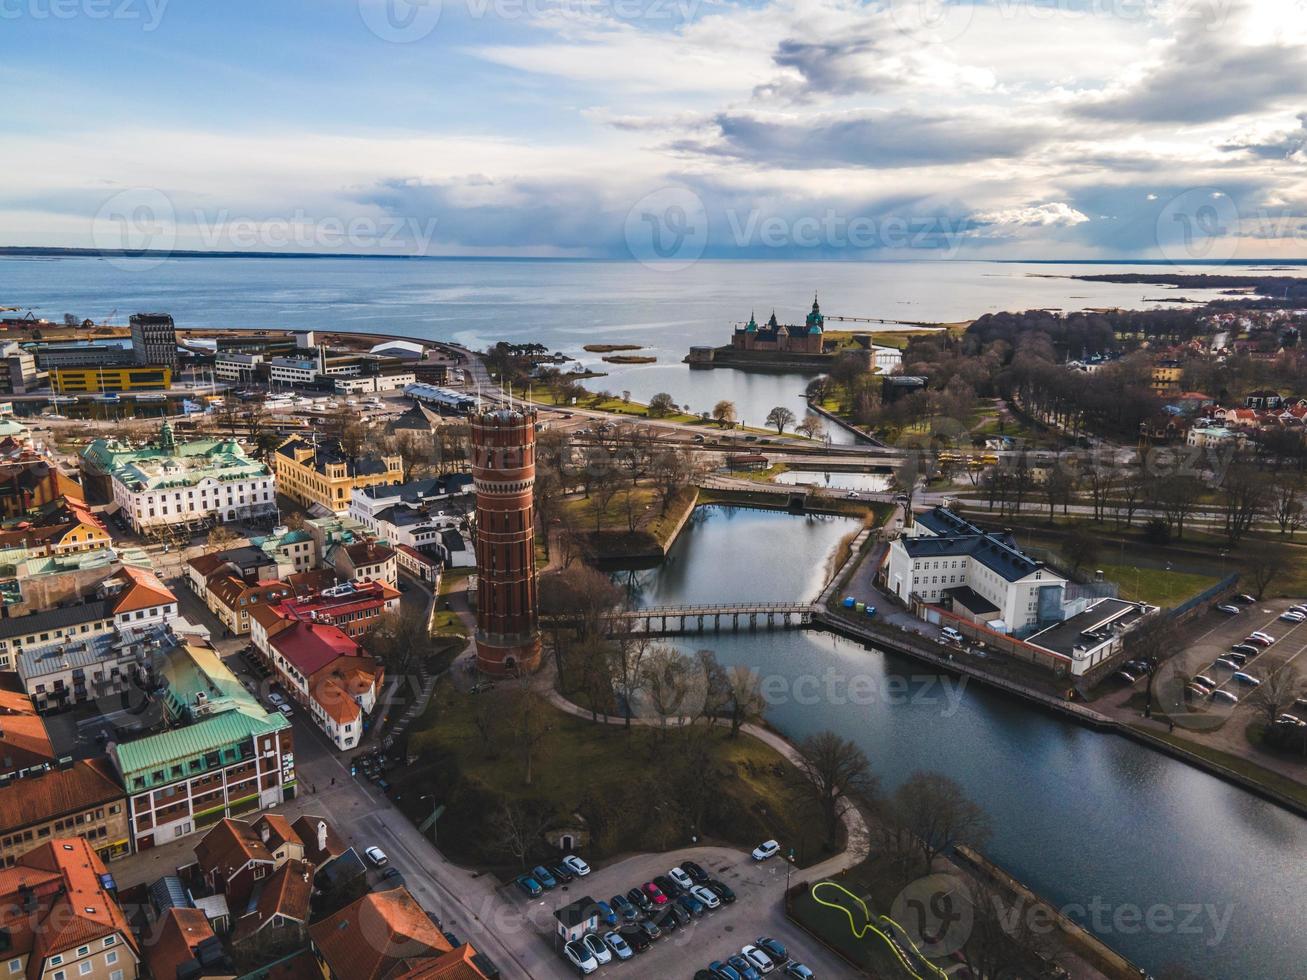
277 703 294 718
752 840 781 861
581 933 611 965
562 854 590 877
562 940 597 975
691 884 721 909
1280 611 1305 623
742 944 776 974
940 626 964 644
267 692 285 707
668 867 694 891
364 846 388 867
603 931 634 961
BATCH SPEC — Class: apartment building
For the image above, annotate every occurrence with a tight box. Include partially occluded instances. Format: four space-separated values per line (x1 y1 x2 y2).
272 437 401 514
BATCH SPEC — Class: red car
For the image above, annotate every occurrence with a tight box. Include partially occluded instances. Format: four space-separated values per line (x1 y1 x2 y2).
642 882 668 906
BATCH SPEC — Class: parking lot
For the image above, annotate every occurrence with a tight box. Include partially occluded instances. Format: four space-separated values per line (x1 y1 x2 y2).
513 845 848 977
1137 595 1307 736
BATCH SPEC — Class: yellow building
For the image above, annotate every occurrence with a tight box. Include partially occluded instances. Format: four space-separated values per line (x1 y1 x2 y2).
1150 360 1182 395
272 436 403 514
51 365 173 393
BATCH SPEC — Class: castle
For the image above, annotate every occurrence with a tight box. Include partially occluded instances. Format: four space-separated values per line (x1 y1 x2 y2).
730 294 825 355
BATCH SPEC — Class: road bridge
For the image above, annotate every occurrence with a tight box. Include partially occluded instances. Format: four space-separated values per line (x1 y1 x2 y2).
610 602 816 636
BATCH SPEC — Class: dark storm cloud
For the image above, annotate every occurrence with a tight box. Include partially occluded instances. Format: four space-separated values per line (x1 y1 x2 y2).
675 109 1048 169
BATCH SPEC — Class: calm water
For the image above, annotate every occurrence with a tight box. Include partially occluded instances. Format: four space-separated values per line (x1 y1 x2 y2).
648 505 1307 979
774 469 892 492
4 255 1293 426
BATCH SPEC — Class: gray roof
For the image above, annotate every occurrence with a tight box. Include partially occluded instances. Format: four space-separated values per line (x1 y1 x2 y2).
0 599 117 640
1027 598 1148 658
903 533 1044 583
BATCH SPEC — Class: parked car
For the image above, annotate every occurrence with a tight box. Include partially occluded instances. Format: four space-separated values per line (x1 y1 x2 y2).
691 884 721 909
1232 593 1257 604
940 626 964 644
1231 643 1259 656
1215 604 1241 615
562 939 598 975
668 867 695 891
531 866 558 890
621 925 651 953
610 894 638 921
277 703 294 718
594 900 617 927
1116 669 1138 683
603 931 633 961
661 902 691 927
1250 631 1276 644
653 908 679 935
1280 611 1306 623
681 860 709 883
752 840 781 861
1212 689 1240 704
1214 657 1242 670
515 875 542 897
1224 651 1249 665
1192 674 1217 690
784 963 815 979
757 938 789 964
729 955 763 980
1276 713 1306 727
562 854 591 877
267 692 285 706
706 879 737 904
654 874 682 898
628 887 653 912
364 847 388 868
637 918 662 941
643 881 669 905
582 933 612 966
742 944 776 974
710 962 743 980
678 893 706 918
549 864 574 884
1232 671 1261 686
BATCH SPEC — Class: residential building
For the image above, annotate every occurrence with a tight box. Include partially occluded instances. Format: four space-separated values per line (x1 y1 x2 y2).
194 815 304 912
0 546 130 620
304 513 373 562
396 544 441 584
130 312 178 367
230 857 314 947
1150 359 1182 395
109 642 294 851
884 507 1069 636
328 539 397 588
1245 389 1283 410
250 611 382 751
0 680 55 778
0 452 84 518
204 575 294 637
186 546 284 597
291 814 347 872
272 437 402 514
250 525 316 573
51 365 173 393
0 838 140 980
308 886 493 980
82 422 276 532
268 355 321 387
141 907 231 980
0 497 111 555
349 475 473 537
271 580 400 639
0 341 41 394
0 757 129 866
1186 425 1246 449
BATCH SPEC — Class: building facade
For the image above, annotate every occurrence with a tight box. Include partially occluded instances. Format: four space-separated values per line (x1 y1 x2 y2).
470 407 541 675
0 758 129 866
129 312 178 367
51 365 173 393
730 295 825 354
272 437 403 514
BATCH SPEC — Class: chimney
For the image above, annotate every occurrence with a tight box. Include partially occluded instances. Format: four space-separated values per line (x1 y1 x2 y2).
317 820 328 854
259 824 270 844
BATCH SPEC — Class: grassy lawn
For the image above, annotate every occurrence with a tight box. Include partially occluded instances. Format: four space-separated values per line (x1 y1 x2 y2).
429 609 469 637
397 678 832 873
438 568 471 596
789 886 917 979
1094 561 1221 606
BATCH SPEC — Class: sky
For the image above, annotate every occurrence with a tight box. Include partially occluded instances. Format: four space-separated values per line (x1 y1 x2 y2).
2 0 1306 260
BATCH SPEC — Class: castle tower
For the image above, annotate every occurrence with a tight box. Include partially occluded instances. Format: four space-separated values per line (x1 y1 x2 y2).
470 406 542 676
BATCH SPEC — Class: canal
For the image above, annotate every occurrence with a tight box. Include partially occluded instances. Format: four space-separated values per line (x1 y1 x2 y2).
629 504 1307 978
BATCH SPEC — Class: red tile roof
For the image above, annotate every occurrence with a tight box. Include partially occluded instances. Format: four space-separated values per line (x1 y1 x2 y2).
0 679 55 773
195 818 274 879
0 758 122 831
233 859 313 943
308 886 453 980
112 564 176 615
270 621 364 677
144 907 216 980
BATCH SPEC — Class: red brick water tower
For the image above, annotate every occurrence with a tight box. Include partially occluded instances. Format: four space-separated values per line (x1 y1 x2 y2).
470 406 542 675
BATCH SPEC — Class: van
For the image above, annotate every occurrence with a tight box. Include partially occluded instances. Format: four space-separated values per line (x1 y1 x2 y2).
940 626 964 644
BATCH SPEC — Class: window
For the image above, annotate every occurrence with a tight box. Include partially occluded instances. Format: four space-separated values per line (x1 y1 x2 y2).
103 938 115 948
8 959 21 974
51 957 63 967
105 951 117 966
79 963 92 976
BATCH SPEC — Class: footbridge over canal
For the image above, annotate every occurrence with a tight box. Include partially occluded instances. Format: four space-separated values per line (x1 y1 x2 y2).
612 602 816 636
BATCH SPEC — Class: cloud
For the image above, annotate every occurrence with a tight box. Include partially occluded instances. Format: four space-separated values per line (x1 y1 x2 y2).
970 203 1091 228
1219 113 1307 160
677 109 1049 169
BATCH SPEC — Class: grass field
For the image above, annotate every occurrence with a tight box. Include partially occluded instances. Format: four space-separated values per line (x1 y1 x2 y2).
1093 561 1221 606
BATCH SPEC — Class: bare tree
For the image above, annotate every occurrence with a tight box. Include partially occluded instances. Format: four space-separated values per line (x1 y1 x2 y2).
796 412 826 440
1218 459 1270 545
1271 472 1304 537
712 400 737 429
1247 553 1277 600
649 447 695 513
1248 666 1301 728
765 406 797 434
790 731 878 849
889 771 991 868
366 607 432 675
607 621 653 730
509 677 551 787
640 644 697 737
721 664 766 737
487 798 554 870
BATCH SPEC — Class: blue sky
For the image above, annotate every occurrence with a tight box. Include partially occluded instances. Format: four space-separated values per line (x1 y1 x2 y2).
2 0 1305 259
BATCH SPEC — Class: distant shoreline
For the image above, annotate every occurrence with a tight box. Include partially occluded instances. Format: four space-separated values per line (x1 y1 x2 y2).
2 246 1306 266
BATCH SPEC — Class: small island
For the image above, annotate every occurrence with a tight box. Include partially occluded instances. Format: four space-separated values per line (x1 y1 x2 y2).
602 354 657 364
583 342 644 353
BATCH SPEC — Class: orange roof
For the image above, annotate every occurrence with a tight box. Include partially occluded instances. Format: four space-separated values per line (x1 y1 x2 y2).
292 815 347 867
311 676 362 725
0 758 122 830
112 564 177 615
233 859 313 943
252 812 302 853
391 946 494 980
0 679 55 772
144 907 216 980
308 886 453 980
195 818 274 878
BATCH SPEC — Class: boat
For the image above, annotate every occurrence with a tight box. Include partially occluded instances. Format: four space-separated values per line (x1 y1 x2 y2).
49 395 77 405
41 412 67 420
93 393 121 404
133 392 167 402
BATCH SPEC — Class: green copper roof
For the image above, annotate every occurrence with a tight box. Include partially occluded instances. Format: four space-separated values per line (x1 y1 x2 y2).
113 708 287 780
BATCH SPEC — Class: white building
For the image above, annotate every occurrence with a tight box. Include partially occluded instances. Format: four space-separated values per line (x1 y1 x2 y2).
214 352 264 383
268 356 321 386
332 370 417 395
1186 425 1246 449
884 507 1068 636
82 422 277 533
871 345 902 374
